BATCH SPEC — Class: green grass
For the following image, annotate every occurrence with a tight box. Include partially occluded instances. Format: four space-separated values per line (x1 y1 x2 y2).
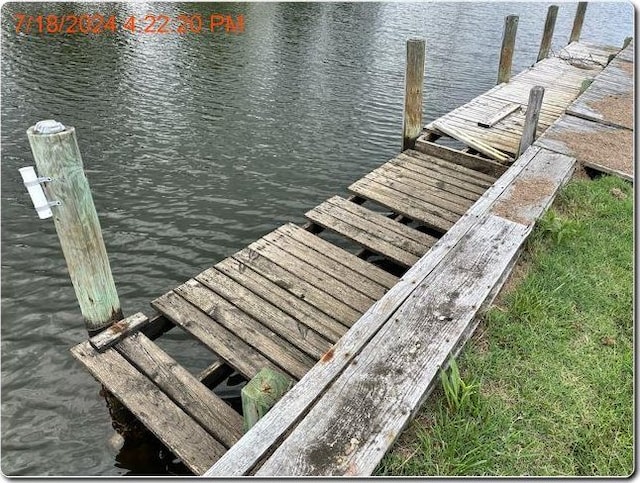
376 175 633 477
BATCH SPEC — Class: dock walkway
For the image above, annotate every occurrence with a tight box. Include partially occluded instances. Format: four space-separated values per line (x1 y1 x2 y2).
70 38 630 475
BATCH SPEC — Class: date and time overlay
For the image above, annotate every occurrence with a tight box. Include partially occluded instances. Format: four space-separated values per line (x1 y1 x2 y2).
13 13 244 35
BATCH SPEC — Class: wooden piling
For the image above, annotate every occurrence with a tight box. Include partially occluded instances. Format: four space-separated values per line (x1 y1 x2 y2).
517 86 545 157
537 5 559 62
497 15 519 84
402 38 426 152
241 368 292 432
569 2 588 44
26 120 122 335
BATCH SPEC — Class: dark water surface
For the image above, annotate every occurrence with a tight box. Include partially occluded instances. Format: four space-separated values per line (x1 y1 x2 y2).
1 1 632 476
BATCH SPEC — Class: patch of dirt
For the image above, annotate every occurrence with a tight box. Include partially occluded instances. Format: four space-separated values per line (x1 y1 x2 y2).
552 128 633 178
492 176 556 225
586 91 633 129
572 164 592 180
610 187 627 200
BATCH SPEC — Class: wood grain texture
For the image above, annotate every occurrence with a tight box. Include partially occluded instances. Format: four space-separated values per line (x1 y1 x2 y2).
276 223 398 289
537 5 558 62
215 256 349 341
517 86 545 157
195 267 333 359
412 140 508 177
174 279 315 380
261 227 389 300
569 2 587 44
115 332 243 448
255 215 530 476
90 312 148 352
497 15 519 84
478 102 521 128
232 247 363 326
402 38 426 151
204 146 551 477
27 126 122 333
152 290 280 380
71 341 225 475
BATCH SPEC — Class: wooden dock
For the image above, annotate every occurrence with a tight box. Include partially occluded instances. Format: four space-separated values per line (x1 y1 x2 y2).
67 29 632 476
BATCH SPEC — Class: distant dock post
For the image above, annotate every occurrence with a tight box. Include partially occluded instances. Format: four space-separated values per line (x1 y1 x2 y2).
517 86 545 157
569 2 588 44
497 15 519 84
537 5 559 62
402 38 426 151
26 121 123 336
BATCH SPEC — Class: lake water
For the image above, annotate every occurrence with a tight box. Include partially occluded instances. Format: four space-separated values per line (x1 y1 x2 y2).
1 1 632 476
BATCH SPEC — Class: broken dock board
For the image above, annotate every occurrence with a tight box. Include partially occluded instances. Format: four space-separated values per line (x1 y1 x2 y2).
204 145 576 477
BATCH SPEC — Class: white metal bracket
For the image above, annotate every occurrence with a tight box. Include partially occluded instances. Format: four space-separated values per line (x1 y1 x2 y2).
19 166 60 219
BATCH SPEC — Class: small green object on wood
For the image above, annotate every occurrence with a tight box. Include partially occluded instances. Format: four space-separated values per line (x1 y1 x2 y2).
241 368 293 432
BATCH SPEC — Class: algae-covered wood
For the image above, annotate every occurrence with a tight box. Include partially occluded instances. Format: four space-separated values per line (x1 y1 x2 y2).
27 126 122 334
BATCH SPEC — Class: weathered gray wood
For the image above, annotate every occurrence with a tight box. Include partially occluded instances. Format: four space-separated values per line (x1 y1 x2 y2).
569 2 588 44
232 248 363 326
376 162 482 203
215 257 349 341
152 291 281 380
517 86 545 157
349 179 456 233
537 5 558 62
246 238 375 313
361 172 470 217
412 140 508 177
534 113 633 182
242 368 293 432
277 223 398 289
261 229 388 300
71 341 225 475
174 279 315 380
497 15 519 84
205 146 549 477
26 123 122 335
328 196 437 248
431 121 512 163
402 38 426 151
255 215 531 476
115 332 244 448
195 267 333 359
305 199 427 268
90 312 148 352
478 102 521 128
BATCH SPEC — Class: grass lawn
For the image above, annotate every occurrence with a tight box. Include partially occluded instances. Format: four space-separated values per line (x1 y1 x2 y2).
376 175 634 477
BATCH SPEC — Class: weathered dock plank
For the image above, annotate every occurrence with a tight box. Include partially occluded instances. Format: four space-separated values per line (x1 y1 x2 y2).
565 56 633 130
254 214 530 476
215 257 349 341
195 267 334 358
534 114 633 181
174 279 315 380
204 145 562 476
305 197 433 268
71 342 226 475
115 332 244 448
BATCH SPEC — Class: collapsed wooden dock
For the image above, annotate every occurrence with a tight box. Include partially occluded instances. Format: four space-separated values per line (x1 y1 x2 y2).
64 15 633 477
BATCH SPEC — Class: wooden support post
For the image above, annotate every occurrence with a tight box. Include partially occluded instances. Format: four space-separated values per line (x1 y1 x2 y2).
497 15 519 84
402 38 426 152
517 86 545 158
241 368 293 432
569 2 588 44
26 120 122 336
537 5 559 62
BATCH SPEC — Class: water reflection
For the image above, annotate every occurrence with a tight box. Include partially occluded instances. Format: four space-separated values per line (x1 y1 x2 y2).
1 1 632 475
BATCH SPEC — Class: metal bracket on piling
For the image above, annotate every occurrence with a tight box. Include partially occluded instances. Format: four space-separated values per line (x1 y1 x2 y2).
19 166 60 219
